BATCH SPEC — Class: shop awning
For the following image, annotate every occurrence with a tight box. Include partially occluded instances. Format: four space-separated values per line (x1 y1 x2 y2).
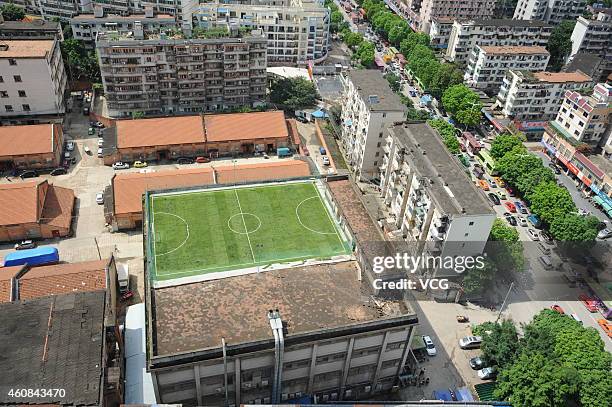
593 196 604 206
602 202 612 212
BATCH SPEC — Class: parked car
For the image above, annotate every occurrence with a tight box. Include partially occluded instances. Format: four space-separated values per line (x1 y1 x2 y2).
504 201 517 213
477 367 497 380
494 176 505 188
540 230 554 244
578 294 598 312
488 192 500 205
488 177 497 188
84 146 91 155
527 214 542 229
459 336 482 349
90 121 104 128
83 106 90 115
469 356 485 370
515 200 528 214
422 335 437 356
177 157 194 165
112 161 130 170
538 242 551 255
96 192 104 205
97 148 103 158
597 319 612 338
296 116 309 123
548 163 561 174
14 240 37 250
506 186 515 197
597 228 612 239
551 304 565 314
478 179 490 191
518 217 528 227
570 313 583 324
64 151 71 159
133 161 148 168
98 139 104 147
19 170 38 179
319 146 327 155
538 255 553 270
527 229 540 241
50 167 67 176
497 190 507 200
195 156 210 163
505 215 518 226
322 156 330 166
88 127 95 136
66 141 75 151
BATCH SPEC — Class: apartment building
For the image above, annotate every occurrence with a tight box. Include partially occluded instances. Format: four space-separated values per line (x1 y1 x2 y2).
429 17 454 50
495 70 593 123
569 11 612 77
513 0 586 25
0 18 63 40
379 123 496 277
70 7 176 44
552 83 611 147
96 30 267 118
340 70 407 181
464 45 550 92
400 0 496 33
446 19 552 66
193 0 329 66
563 53 605 82
146 261 419 405
0 40 67 125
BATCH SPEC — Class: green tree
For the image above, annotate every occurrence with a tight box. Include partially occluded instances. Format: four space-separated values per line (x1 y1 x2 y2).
385 73 401 92
461 258 496 296
429 63 463 96
388 22 410 46
517 166 557 198
494 147 539 188
60 38 101 82
343 32 364 48
442 84 482 127
527 181 576 226
480 320 520 368
487 219 525 274
547 20 577 72
0 3 25 21
490 133 526 160
330 11 344 32
489 218 519 242
355 41 375 67
428 119 461 153
399 32 430 57
269 77 319 110
549 214 599 242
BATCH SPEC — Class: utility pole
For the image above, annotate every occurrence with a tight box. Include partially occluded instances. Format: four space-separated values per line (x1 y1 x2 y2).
496 281 514 323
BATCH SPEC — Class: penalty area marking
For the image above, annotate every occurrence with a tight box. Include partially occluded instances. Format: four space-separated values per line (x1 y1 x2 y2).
154 212 190 257
295 196 338 235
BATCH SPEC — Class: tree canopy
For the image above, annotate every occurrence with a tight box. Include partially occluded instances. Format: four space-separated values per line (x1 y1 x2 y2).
0 3 25 21
269 77 319 110
547 20 577 72
441 85 482 127
60 39 101 82
490 133 526 160
428 119 460 154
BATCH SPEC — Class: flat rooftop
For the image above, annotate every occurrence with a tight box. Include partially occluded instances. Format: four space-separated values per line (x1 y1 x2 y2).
0 123 58 157
72 13 174 20
390 123 494 216
0 20 60 30
530 71 593 83
468 18 552 28
0 40 54 58
0 291 105 405
347 70 407 112
152 261 413 356
480 45 549 55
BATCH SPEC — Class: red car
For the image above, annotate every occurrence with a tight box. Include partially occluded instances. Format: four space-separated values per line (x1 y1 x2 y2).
504 201 517 213
578 294 598 312
195 156 210 163
550 304 565 314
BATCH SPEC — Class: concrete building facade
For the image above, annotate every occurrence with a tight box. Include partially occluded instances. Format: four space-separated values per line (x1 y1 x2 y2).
428 17 454 50
464 45 550 93
513 0 586 25
0 18 63 40
339 70 407 181
445 19 552 66
495 70 593 123
194 0 330 66
569 12 612 78
399 0 496 33
96 30 267 118
0 40 67 125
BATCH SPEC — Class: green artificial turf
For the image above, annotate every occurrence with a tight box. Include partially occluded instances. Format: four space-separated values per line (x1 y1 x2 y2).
149 182 350 280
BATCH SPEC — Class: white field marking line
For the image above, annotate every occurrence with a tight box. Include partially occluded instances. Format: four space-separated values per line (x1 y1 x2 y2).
227 213 262 235
295 197 338 235
311 184 347 248
234 188 256 263
154 212 190 257
153 180 316 199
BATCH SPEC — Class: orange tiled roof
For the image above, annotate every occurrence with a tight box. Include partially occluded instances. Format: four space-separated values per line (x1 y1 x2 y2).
204 111 288 142
0 266 24 303
215 160 310 184
116 116 205 149
113 167 215 215
41 185 75 230
480 45 549 55
532 71 593 83
0 40 54 58
0 181 42 226
18 259 109 300
0 124 58 157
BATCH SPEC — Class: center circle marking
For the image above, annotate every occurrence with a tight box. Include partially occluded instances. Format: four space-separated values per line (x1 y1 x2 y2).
227 212 262 235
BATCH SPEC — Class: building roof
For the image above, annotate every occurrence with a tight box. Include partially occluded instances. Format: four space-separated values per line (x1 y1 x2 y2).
347 70 407 112
0 181 41 226
390 123 494 216
0 123 58 157
468 18 552 28
40 185 75 230
0 291 105 406
480 45 549 55
71 13 174 20
152 261 412 356
203 111 289 142
214 160 310 184
113 167 215 215
18 259 109 301
531 71 593 83
0 266 23 303
116 116 205 149
0 20 60 30
563 53 603 76
0 40 54 58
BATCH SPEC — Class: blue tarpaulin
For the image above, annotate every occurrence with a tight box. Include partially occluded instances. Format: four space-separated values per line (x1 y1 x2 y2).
312 110 328 118
432 390 452 401
457 386 475 401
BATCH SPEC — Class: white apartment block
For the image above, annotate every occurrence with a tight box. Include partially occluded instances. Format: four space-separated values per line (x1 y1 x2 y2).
429 17 454 50
96 30 267 118
496 70 593 122
0 40 67 125
400 0 495 33
193 0 329 66
553 83 612 147
446 19 552 66
464 45 550 92
379 123 496 277
70 7 177 44
513 0 586 25
340 70 406 181
570 12 612 76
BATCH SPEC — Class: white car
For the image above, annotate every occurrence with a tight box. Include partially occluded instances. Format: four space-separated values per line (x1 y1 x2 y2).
98 139 104 147
112 161 130 170
459 336 482 349
597 228 612 239
477 366 497 380
422 335 437 356
97 148 103 158
322 156 330 166
527 229 540 241
518 217 528 227
66 141 75 151
95 192 104 205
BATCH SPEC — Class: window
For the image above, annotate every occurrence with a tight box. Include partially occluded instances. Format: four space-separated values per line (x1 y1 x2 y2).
8 58 17 66
377 142 381 147
374 161 378 166
0 91 7 98
18 90 27 97
13 75 22 82
5 105 13 112
0 76 3 82
469 221 474 226
22 104 30 111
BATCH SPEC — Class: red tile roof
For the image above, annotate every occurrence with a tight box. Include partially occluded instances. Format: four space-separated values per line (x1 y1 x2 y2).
41 185 75 230
18 259 109 300
0 181 42 226
0 266 23 303
116 116 205 149
113 167 215 215
214 160 311 184
204 111 288 142
0 124 58 157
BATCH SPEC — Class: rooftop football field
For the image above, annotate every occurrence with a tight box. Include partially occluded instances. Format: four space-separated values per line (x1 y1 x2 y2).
148 181 351 281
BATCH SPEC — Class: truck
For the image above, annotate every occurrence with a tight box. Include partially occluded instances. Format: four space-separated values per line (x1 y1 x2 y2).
277 147 293 158
117 263 130 293
3 247 59 267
